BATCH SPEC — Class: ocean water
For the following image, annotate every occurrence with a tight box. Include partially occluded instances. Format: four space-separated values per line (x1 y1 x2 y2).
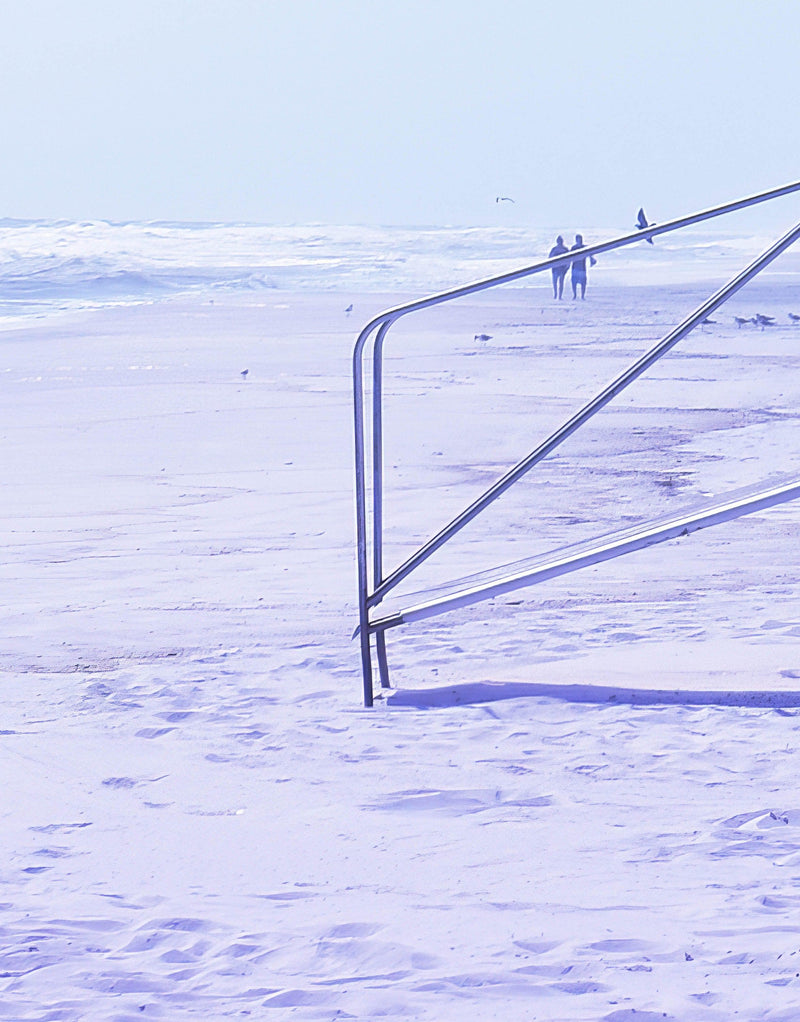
0 218 796 322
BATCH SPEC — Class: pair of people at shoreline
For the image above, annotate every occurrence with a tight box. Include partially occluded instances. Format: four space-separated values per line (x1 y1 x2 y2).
549 233 594 300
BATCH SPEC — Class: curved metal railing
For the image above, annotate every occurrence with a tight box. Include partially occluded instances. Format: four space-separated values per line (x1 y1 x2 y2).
353 180 800 705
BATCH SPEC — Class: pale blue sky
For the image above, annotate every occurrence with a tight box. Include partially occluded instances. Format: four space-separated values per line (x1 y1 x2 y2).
1 0 799 227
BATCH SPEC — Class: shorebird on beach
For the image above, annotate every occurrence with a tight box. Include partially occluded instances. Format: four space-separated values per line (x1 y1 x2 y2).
240 369 249 380
789 313 800 323
474 333 492 344
636 207 655 243
345 304 353 314
756 314 775 328
734 316 749 328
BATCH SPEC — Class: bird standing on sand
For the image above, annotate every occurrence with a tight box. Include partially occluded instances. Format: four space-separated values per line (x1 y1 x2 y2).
474 333 492 344
636 208 655 244
241 369 249 380
734 316 749 328
345 304 353 314
756 314 775 328
789 313 800 323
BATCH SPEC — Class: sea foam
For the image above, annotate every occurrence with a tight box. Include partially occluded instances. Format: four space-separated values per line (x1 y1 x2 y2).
0 218 794 321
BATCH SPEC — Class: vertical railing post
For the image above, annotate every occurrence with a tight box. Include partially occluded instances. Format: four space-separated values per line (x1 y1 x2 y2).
353 320 383 706
372 321 392 595
372 321 394 688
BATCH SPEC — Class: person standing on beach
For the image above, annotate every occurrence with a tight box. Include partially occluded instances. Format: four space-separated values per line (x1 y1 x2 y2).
570 233 591 300
548 235 569 299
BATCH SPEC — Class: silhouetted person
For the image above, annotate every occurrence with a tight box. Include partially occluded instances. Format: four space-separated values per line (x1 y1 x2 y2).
571 234 589 299
548 235 569 299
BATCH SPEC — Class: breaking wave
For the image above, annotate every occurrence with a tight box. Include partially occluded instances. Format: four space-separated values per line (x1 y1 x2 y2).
0 217 792 321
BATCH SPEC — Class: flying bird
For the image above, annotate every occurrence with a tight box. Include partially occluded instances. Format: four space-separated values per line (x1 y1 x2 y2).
636 207 655 244
496 196 515 203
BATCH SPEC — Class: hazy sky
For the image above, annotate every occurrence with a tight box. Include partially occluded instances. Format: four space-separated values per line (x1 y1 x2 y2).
2 0 799 228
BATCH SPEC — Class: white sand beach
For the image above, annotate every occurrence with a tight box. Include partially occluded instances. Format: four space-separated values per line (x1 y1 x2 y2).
2 235 800 1020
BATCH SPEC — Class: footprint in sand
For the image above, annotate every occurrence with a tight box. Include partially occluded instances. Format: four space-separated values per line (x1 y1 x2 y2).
604 1012 676 1022
102 776 167 789
29 822 92 834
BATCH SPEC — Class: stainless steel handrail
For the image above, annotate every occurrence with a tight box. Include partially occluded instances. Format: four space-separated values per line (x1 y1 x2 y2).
353 180 800 705
369 479 800 631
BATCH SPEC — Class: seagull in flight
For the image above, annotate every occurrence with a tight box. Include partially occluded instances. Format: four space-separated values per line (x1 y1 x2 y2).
496 196 515 203
636 207 655 243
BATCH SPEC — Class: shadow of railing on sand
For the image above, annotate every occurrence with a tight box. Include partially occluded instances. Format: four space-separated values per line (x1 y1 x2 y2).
386 679 800 710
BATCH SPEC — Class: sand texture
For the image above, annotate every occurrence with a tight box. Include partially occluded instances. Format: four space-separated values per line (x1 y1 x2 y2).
2 280 800 1019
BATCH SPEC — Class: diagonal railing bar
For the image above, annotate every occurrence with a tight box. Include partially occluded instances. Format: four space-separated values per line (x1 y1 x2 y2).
358 180 800 599
368 473 800 612
353 180 800 705
368 479 800 631
369 219 800 607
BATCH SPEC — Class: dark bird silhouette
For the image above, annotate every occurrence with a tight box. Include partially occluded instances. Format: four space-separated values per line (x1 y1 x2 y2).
240 369 249 380
756 314 775 328
474 333 492 343
734 316 749 328
636 207 655 243
496 196 515 203
345 304 353 314
789 313 800 323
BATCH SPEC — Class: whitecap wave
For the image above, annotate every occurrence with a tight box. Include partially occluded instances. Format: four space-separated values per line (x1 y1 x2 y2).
0 218 794 320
